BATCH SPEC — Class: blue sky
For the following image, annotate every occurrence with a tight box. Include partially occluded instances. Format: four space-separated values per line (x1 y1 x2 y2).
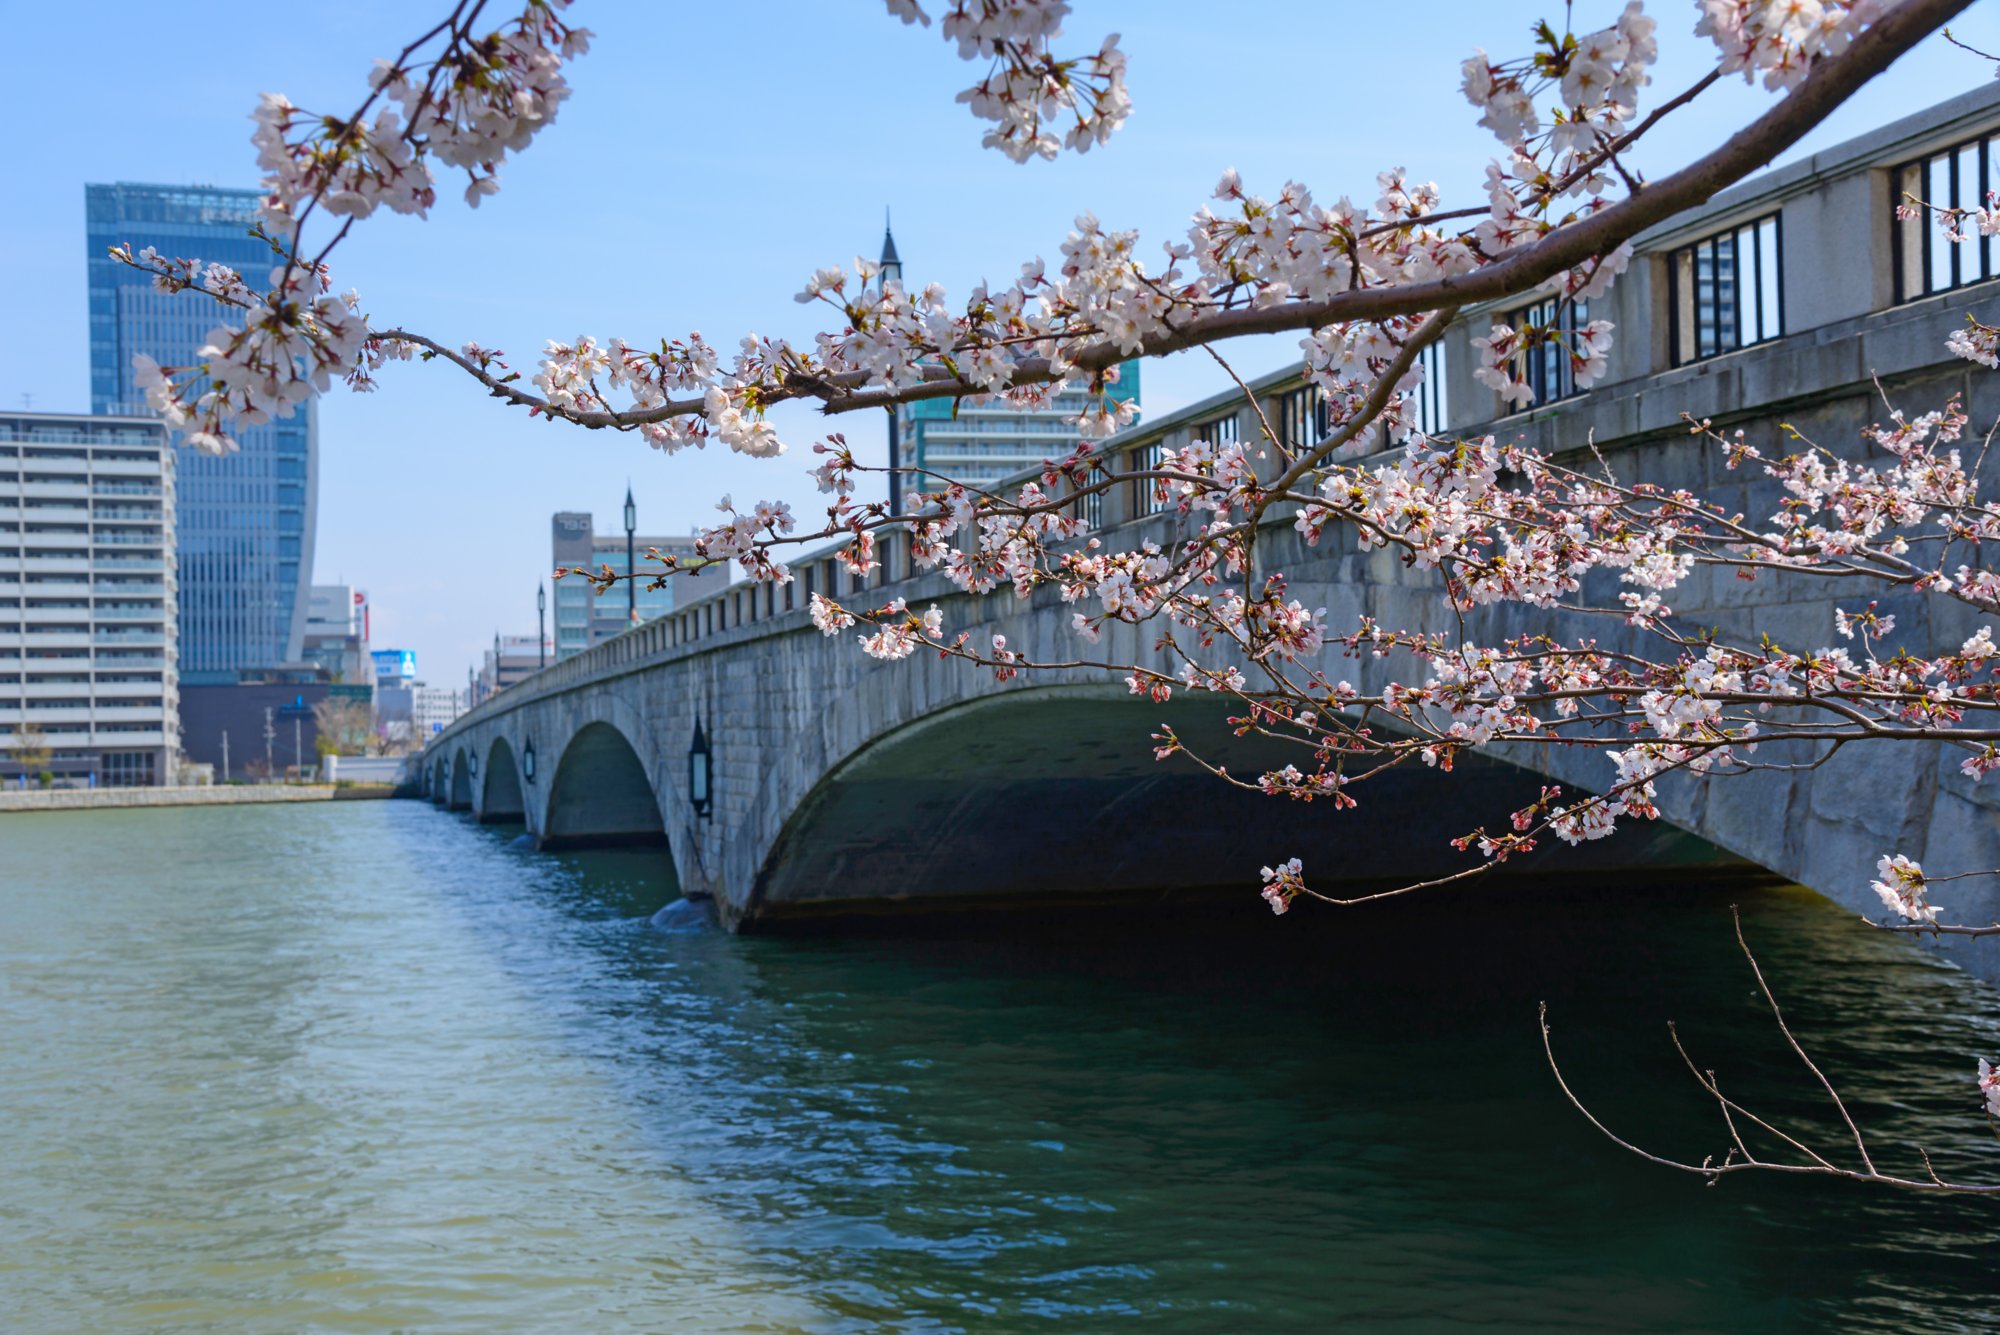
2 1 1993 683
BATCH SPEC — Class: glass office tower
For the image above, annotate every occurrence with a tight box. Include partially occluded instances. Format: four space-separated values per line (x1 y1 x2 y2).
85 183 315 681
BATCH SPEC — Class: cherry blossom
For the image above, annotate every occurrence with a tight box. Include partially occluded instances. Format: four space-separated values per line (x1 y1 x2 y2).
1871 854 1938 923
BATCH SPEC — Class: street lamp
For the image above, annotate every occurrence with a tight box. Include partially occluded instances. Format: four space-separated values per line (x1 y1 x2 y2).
688 719 712 819
878 214 904 517
624 483 638 625
522 737 537 783
493 630 501 693
537 583 547 669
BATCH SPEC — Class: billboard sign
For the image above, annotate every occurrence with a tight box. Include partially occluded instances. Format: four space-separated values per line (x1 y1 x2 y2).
372 649 417 681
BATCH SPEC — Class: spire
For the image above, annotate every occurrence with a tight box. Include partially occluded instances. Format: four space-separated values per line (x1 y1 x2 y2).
878 209 903 288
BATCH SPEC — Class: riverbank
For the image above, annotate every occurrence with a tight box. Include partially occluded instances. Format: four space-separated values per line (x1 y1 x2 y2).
0 783 398 813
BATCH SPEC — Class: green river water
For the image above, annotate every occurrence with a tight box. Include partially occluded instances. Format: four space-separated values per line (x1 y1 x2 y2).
3 800 2000 1331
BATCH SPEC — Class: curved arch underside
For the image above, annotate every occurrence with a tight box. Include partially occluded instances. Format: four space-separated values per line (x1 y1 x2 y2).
542 721 669 851
481 736 527 823
448 750 473 811
748 690 1746 923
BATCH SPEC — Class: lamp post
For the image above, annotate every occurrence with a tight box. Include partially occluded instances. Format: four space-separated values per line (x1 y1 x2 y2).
624 483 638 625
688 719 712 819
537 583 547 669
878 215 904 517
493 630 501 694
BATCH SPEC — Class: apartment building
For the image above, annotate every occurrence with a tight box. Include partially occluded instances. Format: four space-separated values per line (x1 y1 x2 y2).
1073 81 2000 531
0 410 177 786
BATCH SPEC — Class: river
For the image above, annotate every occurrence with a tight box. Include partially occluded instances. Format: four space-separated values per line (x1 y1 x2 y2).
3 801 1999 1331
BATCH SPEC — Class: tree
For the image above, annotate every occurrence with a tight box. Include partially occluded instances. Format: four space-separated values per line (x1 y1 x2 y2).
10 720 51 784
311 696 376 757
111 0 2000 1185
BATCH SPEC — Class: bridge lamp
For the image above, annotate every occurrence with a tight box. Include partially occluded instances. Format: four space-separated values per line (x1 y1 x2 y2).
624 484 639 626
877 214 904 518
468 752 478 778
689 720 712 819
523 738 537 783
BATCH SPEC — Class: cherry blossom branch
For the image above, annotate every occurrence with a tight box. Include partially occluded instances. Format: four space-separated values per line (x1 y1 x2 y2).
1541 908 2000 1193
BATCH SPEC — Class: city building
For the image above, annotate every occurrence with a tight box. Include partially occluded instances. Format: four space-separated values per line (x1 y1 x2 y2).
302 583 371 688
550 495 709 661
899 372 1141 491
477 634 550 700
0 410 178 787
177 679 329 781
85 182 316 681
877 225 1142 492
411 684 465 736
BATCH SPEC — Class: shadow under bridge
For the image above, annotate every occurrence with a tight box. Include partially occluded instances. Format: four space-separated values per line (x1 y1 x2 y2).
744 685 1742 924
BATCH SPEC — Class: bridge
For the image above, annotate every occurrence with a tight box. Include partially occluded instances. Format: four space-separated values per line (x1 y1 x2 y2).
422 85 2000 975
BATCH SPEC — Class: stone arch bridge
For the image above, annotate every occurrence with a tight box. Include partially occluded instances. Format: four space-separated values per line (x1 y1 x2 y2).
420 364 2000 965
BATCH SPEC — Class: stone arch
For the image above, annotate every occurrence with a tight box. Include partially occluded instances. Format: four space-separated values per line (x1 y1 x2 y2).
744 684 1741 924
481 735 527 824
448 746 473 811
542 720 671 851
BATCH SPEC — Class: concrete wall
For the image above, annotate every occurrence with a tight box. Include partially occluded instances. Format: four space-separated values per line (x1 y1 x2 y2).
0 783 339 812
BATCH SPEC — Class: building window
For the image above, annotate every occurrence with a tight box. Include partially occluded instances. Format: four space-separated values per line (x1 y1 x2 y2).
1499 296 1592 406
1131 440 1165 517
1893 132 2000 303
1413 340 1449 436
1073 482 1104 531
99 751 155 787
1276 385 1330 451
1668 214 1782 365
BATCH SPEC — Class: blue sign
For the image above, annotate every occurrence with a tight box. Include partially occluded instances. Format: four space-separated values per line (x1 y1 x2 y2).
372 649 417 681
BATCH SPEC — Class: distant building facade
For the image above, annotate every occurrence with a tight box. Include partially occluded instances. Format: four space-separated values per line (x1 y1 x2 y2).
0 411 179 787
478 634 548 700
178 678 330 781
302 584 371 688
550 508 708 661
85 182 316 681
899 367 1141 491
411 685 464 736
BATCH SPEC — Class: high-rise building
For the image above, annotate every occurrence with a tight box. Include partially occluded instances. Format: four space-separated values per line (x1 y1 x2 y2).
899 373 1141 492
0 411 179 787
85 182 316 682
550 499 709 661
876 225 1141 492
302 584 371 688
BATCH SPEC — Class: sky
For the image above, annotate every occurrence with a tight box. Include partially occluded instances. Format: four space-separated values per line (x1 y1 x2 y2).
2 0 1995 684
